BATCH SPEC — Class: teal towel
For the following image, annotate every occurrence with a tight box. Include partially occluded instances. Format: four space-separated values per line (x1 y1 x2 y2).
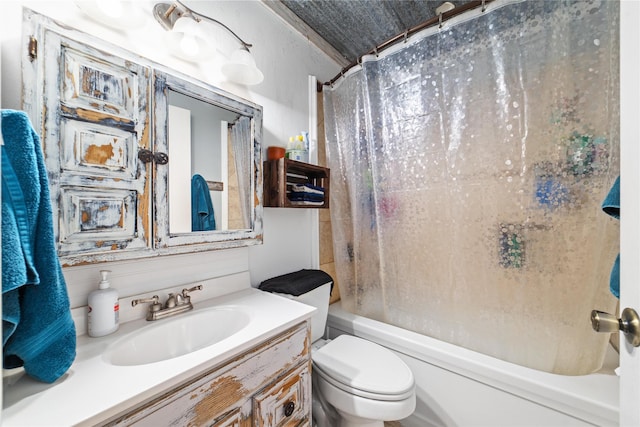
191 174 216 231
601 176 620 298
602 176 620 219
2 110 76 383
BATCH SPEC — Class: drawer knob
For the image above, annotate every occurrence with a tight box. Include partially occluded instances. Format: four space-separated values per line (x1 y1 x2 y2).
283 401 295 417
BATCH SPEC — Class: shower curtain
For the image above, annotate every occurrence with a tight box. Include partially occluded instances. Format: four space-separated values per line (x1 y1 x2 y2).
323 0 619 375
230 116 252 229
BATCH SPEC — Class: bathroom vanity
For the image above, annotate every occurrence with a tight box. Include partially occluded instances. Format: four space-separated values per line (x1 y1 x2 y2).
2 288 315 426
108 323 311 426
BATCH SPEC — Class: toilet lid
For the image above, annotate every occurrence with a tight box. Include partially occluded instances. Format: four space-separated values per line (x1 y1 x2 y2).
312 335 414 398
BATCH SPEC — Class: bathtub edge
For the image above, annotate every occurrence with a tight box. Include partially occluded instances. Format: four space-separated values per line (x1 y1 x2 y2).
327 302 618 427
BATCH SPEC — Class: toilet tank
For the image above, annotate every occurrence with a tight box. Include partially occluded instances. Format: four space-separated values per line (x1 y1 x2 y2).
282 282 331 343
258 270 333 343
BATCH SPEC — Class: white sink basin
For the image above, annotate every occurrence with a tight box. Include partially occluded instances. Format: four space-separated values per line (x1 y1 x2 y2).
104 307 250 366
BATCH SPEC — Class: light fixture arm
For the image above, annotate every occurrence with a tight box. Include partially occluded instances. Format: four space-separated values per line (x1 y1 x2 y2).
153 1 253 50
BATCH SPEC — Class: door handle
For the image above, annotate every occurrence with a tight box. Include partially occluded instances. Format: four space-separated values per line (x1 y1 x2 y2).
591 308 640 347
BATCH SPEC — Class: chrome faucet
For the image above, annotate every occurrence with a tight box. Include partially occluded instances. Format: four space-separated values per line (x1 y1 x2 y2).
132 285 203 321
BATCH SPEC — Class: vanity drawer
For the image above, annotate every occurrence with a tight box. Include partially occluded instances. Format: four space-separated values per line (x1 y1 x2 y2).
253 361 311 426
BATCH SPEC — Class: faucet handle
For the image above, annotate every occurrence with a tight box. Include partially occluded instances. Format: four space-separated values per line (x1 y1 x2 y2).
131 295 162 312
181 285 202 304
181 285 203 298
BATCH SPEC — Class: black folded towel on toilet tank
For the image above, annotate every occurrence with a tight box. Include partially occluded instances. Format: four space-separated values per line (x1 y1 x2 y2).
259 269 334 296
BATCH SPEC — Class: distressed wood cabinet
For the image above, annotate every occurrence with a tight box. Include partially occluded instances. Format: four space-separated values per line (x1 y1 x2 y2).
105 322 311 426
24 14 153 264
22 10 264 266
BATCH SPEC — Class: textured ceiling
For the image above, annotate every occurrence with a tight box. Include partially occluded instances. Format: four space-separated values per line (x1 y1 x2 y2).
263 0 470 67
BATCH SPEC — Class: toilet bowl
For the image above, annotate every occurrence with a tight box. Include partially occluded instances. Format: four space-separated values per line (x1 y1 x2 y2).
259 270 416 427
313 335 415 427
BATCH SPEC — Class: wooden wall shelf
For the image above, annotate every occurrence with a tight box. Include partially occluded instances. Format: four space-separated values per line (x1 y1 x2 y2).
264 158 330 208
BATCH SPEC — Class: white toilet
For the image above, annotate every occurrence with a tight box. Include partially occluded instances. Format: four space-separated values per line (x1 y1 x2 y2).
260 270 415 427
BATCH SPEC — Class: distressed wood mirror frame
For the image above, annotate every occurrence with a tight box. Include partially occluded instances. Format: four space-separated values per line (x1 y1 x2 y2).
21 9 263 266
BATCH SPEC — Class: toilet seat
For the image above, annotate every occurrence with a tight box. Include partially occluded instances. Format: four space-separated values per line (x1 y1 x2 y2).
312 335 414 401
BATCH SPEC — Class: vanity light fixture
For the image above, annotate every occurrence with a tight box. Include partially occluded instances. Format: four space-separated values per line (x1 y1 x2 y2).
153 0 264 85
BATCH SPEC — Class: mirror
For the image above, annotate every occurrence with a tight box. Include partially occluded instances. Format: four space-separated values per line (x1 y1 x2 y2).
166 90 241 233
153 70 263 250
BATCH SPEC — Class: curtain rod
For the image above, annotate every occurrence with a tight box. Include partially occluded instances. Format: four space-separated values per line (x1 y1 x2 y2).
321 0 495 89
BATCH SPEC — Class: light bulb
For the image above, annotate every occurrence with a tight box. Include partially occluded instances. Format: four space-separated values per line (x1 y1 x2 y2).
179 34 200 57
165 17 216 61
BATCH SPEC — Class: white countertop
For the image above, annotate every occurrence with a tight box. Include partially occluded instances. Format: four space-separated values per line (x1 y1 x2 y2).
2 288 315 427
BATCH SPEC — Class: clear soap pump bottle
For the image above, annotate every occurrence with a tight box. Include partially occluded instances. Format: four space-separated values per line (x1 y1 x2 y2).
87 270 119 337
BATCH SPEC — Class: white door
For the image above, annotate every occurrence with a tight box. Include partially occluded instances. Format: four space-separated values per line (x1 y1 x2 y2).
619 1 640 425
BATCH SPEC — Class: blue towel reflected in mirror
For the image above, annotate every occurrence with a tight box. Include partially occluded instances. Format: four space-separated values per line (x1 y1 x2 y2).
191 174 216 231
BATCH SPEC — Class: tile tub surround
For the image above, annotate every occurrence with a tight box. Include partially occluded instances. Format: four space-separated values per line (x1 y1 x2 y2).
2 288 315 426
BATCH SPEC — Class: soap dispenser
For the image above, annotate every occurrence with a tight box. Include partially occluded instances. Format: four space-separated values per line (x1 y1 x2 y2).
87 270 119 337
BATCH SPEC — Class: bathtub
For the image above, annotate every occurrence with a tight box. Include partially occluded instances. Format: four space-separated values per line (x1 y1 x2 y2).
326 302 619 427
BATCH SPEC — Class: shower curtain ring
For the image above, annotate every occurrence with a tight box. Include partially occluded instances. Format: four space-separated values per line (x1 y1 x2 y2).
481 0 487 12
438 13 443 28
373 46 379 57
403 30 409 43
